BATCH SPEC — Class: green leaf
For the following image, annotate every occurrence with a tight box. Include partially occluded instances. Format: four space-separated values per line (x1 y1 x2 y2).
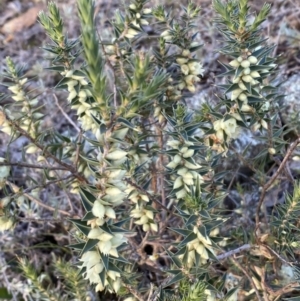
79 188 95 212
69 219 91 236
171 228 192 237
82 211 96 221
185 214 198 227
163 272 185 288
99 251 109 270
81 239 99 255
67 242 86 250
178 232 197 247
117 117 136 130
0 287 12 299
165 249 182 268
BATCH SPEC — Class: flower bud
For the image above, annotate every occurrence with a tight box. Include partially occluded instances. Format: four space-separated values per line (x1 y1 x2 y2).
182 49 190 57
250 71 260 78
241 104 252 112
229 60 240 68
143 8 152 14
19 78 28 85
261 119 268 130
106 150 127 160
173 177 183 189
238 82 247 90
242 75 253 83
26 144 38 154
231 88 242 100
238 93 247 102
129 4 136 10
183 149 194 158
0 216 14 231
268 148 276 155
160 30 172 41
243 67 251 75
248 56 258 64
181 64 189 75
241 60 250 68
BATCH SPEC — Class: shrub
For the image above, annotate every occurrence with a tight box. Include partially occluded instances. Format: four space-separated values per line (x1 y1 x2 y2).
1 0 300 300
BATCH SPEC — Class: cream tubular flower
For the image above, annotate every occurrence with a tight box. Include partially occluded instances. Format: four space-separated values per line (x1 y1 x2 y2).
0 216 14 231
187 61 204 76
223 118 237 138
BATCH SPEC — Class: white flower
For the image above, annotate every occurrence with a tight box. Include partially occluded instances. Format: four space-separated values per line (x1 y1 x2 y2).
26 144 38 154
98 240 112 254
160 30 172 41
176 188 186 199
105 207 116 219
247 56 258 64
106 150 127 161
176 57 188 65
8 85 20 94
182 49 190 57
12 93 25 101
185 74 200 85
187 61 204 76
0 158 10 178
268 148 276 155
184 160 201 169
150 223 158 232
173 177 183 190
261 119 268 130
242 75 253 83
0 216 14 231
241 60 250 68
238 93 247 102
250 71 260 78
65 70 74 77
238 81 247 90
229 60 240 68
187 85 196 92
231 88 242 101
143 8 152 14
67 90 77 101
223 118 237 137
182 149 194 158
181 64 189 75
92 200 105 219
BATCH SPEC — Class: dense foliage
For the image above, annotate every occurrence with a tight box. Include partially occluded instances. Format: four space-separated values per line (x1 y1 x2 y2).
1 0 300 300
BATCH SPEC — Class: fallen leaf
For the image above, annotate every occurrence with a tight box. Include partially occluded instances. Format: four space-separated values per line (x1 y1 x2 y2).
0 6 41 35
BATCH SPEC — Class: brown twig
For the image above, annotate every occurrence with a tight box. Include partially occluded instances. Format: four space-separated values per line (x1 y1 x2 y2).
21 174 74 194
124 284 144 301
125 178 171 213
230 256 263 301
0 162 69 170
255 138 300 225
8 118 87 183
6 180 73 217
216 244 251 261
53 93 80 132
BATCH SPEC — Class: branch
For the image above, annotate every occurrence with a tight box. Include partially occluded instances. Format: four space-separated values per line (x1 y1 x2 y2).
8 118 87 183
0 161 69 170
255 138 300 225
22 174 74 194
230 256 263 301
125 178 172 213
216 244 251 260
53 93 81 132
6 180 73 217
